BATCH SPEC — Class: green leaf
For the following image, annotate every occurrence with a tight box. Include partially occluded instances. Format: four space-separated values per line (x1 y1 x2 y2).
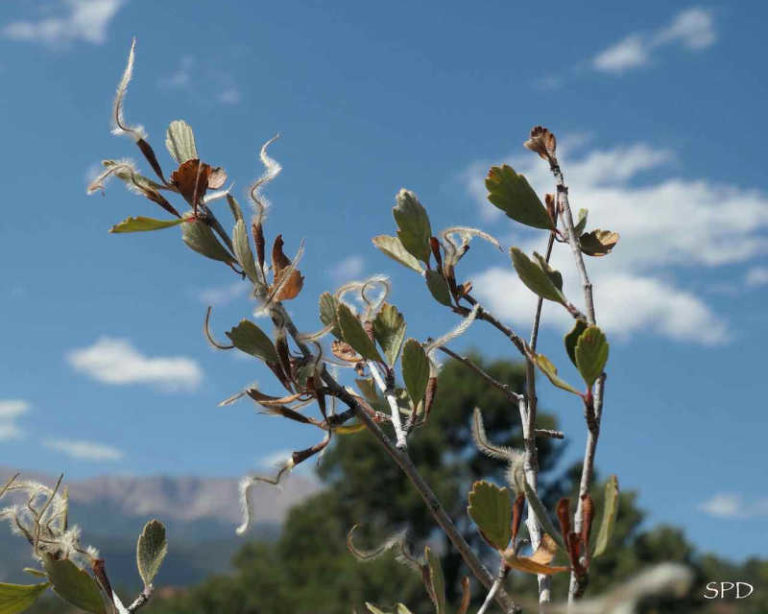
165 120 198 164
373 303 407 366
0 582 49 614
365 604 390 614
533 354 581 395
232 219 261 284
424 546 446 614
574 326 609 388
485 165 554 230
182 220 234 264
521 480 566 551
109 216 184 233
396 605 414 614
510 248 566 304
42 557 106 614
401 339 429 405
580 229 619 257
574 208 588 236
593 475 620 558
393 189 432 263
226 320 279 363
564 320 588 367
318 292 342 339
424 271 452 306
137 519 168 588
372 235 425 274
467 481 512 550
336 303 383 362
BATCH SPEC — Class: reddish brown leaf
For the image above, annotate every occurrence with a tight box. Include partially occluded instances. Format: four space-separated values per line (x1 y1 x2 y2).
252 222 266 271
171 159 210 206
581 494 595 564
580 230 620 257
136 138 166 183
271 235 304 301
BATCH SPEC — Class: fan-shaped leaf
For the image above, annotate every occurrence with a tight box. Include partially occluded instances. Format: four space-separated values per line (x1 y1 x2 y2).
467 480 512 550
486 165 554 230
373 303 407 365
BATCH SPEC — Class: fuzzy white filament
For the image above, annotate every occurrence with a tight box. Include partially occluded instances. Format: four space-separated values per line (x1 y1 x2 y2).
111 39 146 141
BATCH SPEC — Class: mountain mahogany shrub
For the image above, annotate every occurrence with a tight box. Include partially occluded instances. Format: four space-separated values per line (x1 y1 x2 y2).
0 39 694 614
0 473 167 613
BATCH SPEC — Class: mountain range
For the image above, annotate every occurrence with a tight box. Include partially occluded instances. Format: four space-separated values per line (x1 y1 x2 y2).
0 468 320 589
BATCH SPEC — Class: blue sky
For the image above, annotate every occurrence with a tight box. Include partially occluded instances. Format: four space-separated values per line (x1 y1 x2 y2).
0 1 766 561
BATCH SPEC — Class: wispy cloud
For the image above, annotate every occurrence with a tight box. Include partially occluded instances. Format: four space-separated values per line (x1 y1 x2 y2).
44 438 124 461
745 266 768 288
0 399 30 441
67 337 203 391
2 0 126 46
698 493 768 519
196 281 249 306
462 139 768 344
327 255 365 284
593 7 716 74
159 55 243 106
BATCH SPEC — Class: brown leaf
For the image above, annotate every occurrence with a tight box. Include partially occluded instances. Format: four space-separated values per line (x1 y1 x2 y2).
556 498 572 541
271 235 304 301
423 377 438 419
524 126 557 161
252 222 266 271
456 577 471 614
502 551 568 576
580 229 619 257
171 159 210 206
332 340 362 363
529 533 558 565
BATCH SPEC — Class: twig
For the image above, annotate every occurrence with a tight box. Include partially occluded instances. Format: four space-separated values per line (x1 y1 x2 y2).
436 346 522 403
534 428 564 440
369 361 408 449
127 587 152 612
547 154 607 603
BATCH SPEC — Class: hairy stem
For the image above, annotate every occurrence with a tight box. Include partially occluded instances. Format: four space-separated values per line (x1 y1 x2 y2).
369 361 408 449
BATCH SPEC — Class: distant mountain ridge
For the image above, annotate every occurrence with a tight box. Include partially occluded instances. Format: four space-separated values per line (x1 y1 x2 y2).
0 467 321 587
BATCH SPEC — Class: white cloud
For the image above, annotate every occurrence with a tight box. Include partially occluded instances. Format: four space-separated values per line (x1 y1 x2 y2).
2 0 125 46
0 399 30 441
593 7 716 74
67 337 203 391
196 281 249 306
328 255 365 283
463 139 768 344
44 438 123 461
745 266 768 287
593 36 650 73
159 56 194 89
698 493 768 519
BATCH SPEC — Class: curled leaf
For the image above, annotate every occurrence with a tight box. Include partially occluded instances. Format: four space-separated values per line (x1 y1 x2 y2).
580 229 619 257
270 235 304 301
524 125 557 161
